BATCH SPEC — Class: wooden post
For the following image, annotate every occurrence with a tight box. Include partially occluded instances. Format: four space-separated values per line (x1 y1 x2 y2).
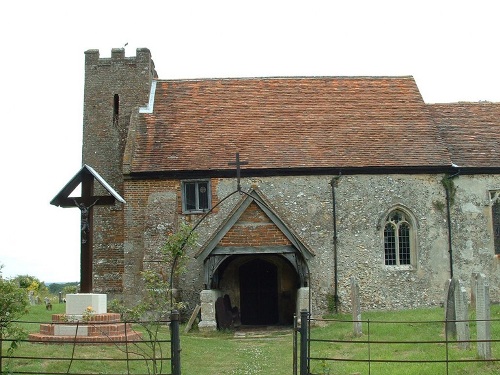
80 172 94 293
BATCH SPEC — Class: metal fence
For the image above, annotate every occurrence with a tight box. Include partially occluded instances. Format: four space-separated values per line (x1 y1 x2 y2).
294 310 500 375
0 311 181 375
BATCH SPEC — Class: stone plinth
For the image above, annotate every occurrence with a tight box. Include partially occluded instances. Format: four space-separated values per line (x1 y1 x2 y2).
29 294 142 344
199 289 222 331
66 293 107 315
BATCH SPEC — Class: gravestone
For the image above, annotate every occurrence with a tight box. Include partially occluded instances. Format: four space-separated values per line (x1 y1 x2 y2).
473 273 491 359
28 291 35 306
350 277 362 337
470 272 478 310
455 283 470 350
444 278 457 339
296 287 310 323
215 297 233 329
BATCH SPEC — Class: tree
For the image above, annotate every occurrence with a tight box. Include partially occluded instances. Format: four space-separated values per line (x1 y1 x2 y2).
110 222 197 375
0 266 29 368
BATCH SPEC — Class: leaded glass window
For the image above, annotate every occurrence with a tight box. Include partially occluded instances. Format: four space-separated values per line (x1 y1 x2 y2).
384 210 412 266
493 200 500 255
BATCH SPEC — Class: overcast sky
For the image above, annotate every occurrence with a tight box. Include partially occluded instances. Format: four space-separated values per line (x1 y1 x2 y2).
1 0 499 283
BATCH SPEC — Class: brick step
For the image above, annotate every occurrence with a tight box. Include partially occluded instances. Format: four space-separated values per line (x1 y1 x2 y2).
28 329 142 344
29 313 143 344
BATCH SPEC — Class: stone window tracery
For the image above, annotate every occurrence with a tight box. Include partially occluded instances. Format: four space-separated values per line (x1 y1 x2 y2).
384 210 413 266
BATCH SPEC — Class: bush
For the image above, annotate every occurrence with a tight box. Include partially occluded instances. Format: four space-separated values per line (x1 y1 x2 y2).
0 267 29 359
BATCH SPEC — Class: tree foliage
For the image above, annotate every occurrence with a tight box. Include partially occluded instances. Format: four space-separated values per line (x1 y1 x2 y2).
48 282 79 295
109 222 197 374
0 266 29 360
12 274 49 299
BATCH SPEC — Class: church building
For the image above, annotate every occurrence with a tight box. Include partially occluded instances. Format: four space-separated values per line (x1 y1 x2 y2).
82 47 500 327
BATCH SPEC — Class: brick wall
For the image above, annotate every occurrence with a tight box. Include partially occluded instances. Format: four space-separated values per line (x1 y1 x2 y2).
218 202 291 247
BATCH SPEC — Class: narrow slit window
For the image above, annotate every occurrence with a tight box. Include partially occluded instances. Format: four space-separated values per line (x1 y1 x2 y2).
113 94 119 125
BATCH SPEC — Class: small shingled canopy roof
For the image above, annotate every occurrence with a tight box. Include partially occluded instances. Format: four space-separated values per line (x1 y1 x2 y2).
50 164 125 207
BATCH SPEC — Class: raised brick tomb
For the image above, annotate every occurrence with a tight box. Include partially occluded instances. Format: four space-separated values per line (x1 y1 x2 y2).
29 294 142 344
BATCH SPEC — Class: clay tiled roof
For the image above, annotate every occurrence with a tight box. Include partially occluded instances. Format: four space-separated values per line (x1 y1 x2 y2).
127 76 452 174
429 102 500 169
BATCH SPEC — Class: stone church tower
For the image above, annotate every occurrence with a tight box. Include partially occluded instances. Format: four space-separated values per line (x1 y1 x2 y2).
82 48 157 295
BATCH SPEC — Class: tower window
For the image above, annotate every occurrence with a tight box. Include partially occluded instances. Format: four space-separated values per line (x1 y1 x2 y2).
113 94 119 125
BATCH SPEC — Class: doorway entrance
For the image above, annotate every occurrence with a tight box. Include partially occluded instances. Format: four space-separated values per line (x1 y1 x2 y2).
239 259 279 325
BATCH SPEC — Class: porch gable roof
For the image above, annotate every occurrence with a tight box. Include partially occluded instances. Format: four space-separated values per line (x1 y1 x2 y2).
195 188 315 261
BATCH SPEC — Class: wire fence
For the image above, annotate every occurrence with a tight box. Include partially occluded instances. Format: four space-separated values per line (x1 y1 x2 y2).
0 311 181 375
295 310 500 375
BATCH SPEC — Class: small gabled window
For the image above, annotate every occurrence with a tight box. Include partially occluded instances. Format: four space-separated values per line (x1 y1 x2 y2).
182 180 211 213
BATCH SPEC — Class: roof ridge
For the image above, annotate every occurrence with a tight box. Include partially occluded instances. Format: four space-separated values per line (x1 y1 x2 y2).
155 75 416 83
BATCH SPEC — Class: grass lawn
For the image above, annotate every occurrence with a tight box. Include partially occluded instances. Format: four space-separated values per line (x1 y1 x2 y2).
2 303 500 374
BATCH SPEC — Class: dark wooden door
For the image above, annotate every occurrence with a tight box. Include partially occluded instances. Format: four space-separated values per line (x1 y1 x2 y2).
239 259 279 325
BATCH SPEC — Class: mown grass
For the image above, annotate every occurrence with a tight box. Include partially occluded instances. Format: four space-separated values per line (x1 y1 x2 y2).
2 304 500 374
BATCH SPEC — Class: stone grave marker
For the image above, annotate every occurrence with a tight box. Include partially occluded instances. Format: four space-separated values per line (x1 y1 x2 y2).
470 271 479 310
444 278 457 339
350 277 362 337
473 273 491 359
455 282 470 350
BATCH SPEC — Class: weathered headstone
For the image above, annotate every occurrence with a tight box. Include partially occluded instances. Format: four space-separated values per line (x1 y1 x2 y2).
28 291 35 306
296 287 310 323
350 277 362 337
473 273 491 359
444 278 457 339
470 272 479 310
455 283 470 350
215 297 234 329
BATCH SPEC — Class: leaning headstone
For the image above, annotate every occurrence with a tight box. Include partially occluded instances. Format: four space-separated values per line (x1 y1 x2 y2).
470 272 479 310
350 277 362 337
474 273 491 359
444 278 457 339
455 282 470 350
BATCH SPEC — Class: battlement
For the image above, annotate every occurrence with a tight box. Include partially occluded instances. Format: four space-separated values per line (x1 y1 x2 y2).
84 47 156 74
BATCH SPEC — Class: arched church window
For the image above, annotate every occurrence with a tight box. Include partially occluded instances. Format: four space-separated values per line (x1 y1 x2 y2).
489 190 500 255
384 210 413 266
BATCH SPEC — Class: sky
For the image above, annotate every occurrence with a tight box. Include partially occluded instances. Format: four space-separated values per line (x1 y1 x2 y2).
0 0 499 283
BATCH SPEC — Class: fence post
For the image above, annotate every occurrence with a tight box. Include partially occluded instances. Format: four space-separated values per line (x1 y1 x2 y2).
293 314 297 375
300 309 309 375
170 310 181 375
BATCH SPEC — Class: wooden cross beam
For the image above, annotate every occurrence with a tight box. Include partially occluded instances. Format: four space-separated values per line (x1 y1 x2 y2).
51 165 125 293
228 152 249 191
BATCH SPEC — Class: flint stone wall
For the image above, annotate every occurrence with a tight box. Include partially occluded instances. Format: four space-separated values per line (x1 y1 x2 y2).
121 173 500 316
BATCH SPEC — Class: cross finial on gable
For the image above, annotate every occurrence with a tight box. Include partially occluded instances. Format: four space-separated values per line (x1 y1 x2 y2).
228 152 249 192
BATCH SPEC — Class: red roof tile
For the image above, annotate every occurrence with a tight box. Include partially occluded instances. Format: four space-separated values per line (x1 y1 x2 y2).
127 76 452 173
429 102 500 168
